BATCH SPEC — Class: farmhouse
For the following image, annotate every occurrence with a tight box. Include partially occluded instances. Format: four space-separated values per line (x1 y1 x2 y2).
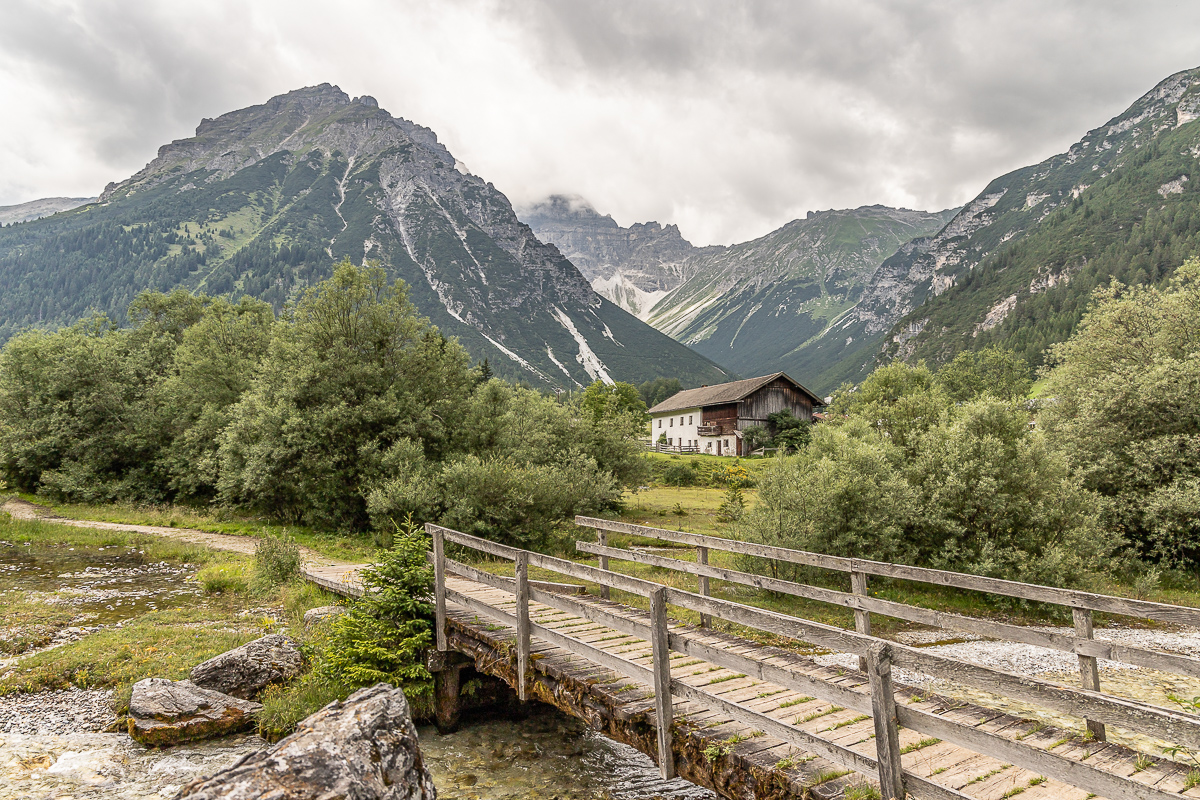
647 372 822 456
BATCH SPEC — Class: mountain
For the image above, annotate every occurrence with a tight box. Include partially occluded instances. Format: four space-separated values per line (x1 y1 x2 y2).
525 201 953 393
0 197 94 225
645 206 955 391
865 66 1200 372
0 85 729 390
519 195 704 317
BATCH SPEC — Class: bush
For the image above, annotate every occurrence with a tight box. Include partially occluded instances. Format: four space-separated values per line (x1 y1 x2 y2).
253 533 301 591
317 519 434 703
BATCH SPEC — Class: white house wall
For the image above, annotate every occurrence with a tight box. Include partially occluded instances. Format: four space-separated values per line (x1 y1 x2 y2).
651 407 738 456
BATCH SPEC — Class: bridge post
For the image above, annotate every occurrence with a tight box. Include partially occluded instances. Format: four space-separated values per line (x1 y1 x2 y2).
851 567 872 672
866 642 905 800
432 525 447 652
1072 607 1107 741
649 587 676 780
697 546 711 628
597 529 610 600
515 551 531 702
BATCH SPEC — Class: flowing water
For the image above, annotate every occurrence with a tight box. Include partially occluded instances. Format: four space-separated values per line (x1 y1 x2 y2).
418 708 715 800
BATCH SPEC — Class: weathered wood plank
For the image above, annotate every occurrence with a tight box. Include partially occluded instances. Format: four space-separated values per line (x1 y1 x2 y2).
867 643 904 800
894 703 1181 800
650 587 675 780
515 552 531 703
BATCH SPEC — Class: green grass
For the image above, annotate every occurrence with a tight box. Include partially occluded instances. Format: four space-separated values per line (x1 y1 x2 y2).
0 602 268 698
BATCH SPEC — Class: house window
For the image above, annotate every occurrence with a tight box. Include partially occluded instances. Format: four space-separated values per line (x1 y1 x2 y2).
669 417 673 427
658 419 662 428
668 438 673 446
724 439 730 449
689 415 693 425
680 416 684 426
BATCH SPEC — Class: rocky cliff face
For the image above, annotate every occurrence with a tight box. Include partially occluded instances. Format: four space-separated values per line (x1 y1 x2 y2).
520 195 703 317
0 85 728 389
527 198 951 392
861 66 1200 368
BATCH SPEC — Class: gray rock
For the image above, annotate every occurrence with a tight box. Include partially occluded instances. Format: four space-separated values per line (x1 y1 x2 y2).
127 678 260 747
175 683 436 799
189 634 302 699
303 604 346 629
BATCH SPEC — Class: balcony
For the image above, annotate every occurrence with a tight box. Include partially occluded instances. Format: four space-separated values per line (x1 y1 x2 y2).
697 424 721 436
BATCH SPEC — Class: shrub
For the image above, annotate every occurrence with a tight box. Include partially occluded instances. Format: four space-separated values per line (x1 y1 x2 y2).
253 533 301 591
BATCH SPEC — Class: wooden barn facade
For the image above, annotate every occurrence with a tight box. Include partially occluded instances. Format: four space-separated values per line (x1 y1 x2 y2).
646 372 822 456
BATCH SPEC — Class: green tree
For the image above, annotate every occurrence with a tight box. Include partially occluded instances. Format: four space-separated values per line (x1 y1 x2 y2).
1040 260 1200 572
766 409 812 452
827 361 947 454
638 377 683 409
580 380 647 421
217 259 474 530
157 296 275 500
320 519 434 702
906 398 1111 584
935 347 1033 403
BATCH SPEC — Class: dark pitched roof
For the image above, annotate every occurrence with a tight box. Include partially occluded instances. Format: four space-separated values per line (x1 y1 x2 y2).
647 372 823 415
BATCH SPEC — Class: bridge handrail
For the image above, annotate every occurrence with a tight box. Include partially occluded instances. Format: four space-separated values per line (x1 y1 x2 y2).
574 539 1200 681
429 523 1196 800
574 516 1200 627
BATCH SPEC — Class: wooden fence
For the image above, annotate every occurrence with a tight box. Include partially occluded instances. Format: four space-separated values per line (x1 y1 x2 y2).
577 515 1200 743
430 520 1200 800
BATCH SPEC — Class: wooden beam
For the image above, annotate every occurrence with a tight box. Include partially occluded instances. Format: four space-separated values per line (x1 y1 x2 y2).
867 643 904 800
516 552 531 703
431 525 447 652
851 569 871 672
1074 607 1106 742
650 587 675 780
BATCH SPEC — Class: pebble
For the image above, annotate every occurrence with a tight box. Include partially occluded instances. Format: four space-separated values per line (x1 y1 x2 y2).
0 688 115 735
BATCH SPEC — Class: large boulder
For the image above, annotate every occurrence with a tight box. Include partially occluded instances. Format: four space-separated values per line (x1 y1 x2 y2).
175 683 436 799
189 634 303 700
127 678 261 747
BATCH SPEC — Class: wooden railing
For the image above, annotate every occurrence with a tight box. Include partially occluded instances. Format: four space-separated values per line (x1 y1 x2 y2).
577 516 1200 743
430 521 1200 800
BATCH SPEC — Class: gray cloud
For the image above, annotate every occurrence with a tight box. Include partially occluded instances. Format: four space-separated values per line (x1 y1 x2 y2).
1 0 1197 244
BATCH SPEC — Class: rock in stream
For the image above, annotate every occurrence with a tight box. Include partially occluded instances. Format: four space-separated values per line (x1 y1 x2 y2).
176 683 435 799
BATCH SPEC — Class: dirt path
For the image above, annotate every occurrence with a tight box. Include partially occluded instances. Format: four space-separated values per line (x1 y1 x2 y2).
2 499 366 596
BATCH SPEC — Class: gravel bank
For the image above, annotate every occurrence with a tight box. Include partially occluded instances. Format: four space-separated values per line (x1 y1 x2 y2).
0 688 115 735
819 625 1200 679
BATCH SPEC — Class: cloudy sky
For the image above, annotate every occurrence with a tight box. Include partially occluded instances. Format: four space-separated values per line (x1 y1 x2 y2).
1 1 1198 245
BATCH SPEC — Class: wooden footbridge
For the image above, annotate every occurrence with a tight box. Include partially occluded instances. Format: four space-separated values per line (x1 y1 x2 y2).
428 517 1200 800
